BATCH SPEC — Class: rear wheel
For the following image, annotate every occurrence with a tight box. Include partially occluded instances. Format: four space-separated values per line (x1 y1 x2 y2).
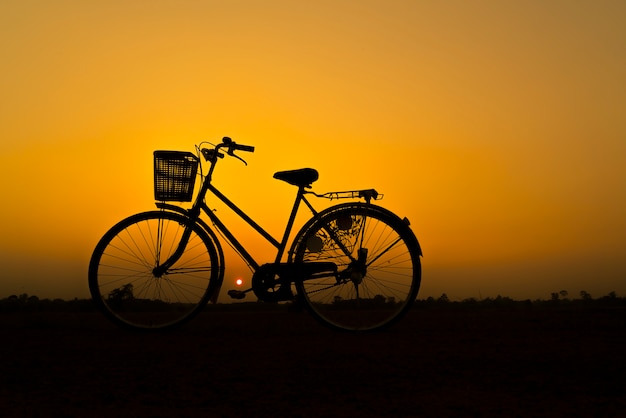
88 211 219 330
291 203 421 331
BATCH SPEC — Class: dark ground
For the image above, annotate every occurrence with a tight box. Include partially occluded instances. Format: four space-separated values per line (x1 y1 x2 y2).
1 304 625 417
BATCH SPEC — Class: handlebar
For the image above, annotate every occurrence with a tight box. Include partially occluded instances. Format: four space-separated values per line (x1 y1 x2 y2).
221 136 255 155
200 136 255 165
234 143 255 153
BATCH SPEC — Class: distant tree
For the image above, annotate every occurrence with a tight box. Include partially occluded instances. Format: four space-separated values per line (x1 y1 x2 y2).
550 292 560 302
493 295 515 306
438 293 450 303
462 297 478 305
559 290 569 300
373 294 386 305
2 295 20 312
108 284 135 302
579 290 592 301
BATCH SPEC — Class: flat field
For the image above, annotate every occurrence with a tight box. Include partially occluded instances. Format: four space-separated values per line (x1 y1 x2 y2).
1 304 625 417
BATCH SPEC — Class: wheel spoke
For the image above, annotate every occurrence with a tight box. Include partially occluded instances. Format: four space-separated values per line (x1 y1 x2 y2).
292 203 421 331
89 211 219 330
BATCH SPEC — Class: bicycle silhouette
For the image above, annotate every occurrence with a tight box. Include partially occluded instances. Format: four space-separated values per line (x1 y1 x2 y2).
89 137 422 331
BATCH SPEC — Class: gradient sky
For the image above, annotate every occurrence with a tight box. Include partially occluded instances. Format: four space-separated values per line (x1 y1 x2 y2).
1 0 625 301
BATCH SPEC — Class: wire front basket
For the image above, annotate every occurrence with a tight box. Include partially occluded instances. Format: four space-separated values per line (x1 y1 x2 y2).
154 151 199 202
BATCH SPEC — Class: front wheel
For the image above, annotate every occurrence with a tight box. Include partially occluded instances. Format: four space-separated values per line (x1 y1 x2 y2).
290 203 422 331
88 211 220 330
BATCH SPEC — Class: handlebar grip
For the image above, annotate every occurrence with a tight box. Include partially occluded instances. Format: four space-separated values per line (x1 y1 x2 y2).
235 144 255 153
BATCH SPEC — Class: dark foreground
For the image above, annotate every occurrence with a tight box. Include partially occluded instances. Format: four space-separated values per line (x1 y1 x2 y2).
1 305 625 417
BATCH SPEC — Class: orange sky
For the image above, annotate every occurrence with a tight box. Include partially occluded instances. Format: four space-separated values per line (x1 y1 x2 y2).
1 0 625 301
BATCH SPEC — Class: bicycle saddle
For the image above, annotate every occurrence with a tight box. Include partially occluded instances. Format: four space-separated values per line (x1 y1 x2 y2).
273 168 319 187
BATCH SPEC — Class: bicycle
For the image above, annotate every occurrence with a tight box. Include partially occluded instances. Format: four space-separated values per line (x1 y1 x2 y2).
88 137 422 331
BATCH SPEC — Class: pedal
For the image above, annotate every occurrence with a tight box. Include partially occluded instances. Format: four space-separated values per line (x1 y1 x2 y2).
227 290 246 300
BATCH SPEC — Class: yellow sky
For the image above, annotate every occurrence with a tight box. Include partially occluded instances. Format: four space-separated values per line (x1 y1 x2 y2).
1 0 625 301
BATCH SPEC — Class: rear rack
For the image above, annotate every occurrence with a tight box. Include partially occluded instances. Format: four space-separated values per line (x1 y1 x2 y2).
312 188 382 202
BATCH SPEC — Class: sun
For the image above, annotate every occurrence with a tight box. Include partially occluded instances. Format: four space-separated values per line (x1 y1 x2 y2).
235 278 244 287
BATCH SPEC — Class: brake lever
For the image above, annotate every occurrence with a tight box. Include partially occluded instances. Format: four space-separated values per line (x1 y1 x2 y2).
229 151 248 166
223 137 248 165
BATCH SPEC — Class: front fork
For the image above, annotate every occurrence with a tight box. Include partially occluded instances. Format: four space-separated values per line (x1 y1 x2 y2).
152 218 194 278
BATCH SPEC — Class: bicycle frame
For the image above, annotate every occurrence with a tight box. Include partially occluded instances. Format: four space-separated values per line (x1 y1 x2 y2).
191 179 318 271
154 152 322 279
153 140 384 301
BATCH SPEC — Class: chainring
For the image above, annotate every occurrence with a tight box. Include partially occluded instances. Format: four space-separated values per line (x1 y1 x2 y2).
251 264 294 302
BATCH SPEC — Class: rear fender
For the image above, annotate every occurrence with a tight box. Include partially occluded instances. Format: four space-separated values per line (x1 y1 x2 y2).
290 202 422 258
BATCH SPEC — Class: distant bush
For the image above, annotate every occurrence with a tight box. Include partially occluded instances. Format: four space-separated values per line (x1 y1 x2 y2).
0 294 95 313
414 291 626 310
1 290 625 313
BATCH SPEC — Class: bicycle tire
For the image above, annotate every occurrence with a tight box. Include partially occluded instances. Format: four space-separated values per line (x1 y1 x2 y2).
88 210 220 330
290 203 421 331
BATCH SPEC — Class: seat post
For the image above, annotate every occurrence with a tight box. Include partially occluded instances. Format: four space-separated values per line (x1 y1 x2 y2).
274 186 305 263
